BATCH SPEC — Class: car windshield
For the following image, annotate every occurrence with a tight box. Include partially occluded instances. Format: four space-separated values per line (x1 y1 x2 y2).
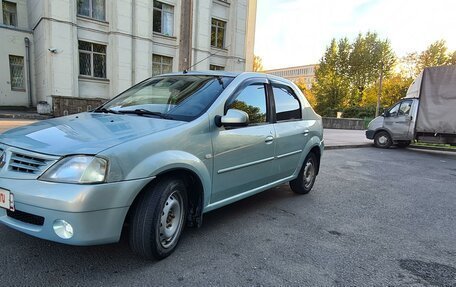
100 75 234 121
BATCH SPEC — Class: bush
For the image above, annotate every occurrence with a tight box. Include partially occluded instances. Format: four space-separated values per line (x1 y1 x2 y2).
341 106 385 118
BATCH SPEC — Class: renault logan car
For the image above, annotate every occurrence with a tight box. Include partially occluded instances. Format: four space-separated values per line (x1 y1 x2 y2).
0 72 323 259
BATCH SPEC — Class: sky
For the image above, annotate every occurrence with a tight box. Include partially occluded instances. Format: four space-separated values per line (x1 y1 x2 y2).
254 0 456 70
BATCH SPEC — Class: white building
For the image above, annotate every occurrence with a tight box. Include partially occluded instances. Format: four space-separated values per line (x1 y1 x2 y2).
265 64 318 89
0 0 257 114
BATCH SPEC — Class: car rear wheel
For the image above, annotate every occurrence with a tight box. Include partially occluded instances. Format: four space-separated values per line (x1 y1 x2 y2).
374 131 392 148
290 152 318 194
129 177 187 260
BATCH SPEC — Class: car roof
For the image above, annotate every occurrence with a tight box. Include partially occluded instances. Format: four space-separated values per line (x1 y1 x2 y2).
159 71 294 85
159 70 242 78
159 71 290 83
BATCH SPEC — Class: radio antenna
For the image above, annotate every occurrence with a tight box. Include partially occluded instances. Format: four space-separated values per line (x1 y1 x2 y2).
183 45 231 74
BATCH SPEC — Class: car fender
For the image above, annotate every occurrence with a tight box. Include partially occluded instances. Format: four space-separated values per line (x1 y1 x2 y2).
292 135 323 178
125 150 212 206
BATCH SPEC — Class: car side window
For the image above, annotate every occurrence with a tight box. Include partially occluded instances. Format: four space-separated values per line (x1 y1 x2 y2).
227 83 267 125
272 84 301 121
388 103 400 117
398 100 412 116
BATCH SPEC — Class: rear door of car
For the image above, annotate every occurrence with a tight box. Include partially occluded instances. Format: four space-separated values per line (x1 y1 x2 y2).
270 82 310 180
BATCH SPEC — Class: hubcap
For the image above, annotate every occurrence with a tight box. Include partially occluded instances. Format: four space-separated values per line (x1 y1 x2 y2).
303 159 315 189
378 135 388 145
159 191 184 249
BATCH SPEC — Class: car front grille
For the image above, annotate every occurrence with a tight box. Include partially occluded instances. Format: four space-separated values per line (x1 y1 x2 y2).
6 209 45 226
9 152 50 174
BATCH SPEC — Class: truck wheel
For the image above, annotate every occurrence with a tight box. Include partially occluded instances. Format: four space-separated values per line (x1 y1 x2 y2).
374 131 392 148
290 152 318 194
129 177 188 260
396 141 411 148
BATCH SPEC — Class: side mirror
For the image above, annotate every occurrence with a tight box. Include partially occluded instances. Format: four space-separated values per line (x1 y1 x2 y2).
215 109 249 128
383 110 390 117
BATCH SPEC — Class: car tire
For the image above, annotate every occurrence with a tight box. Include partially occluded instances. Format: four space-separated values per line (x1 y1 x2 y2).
290 152 318 194
374 131 392 148
129 177 188 260
396 141 411 148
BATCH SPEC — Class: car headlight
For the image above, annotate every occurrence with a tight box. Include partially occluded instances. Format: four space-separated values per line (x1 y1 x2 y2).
40 155 108 184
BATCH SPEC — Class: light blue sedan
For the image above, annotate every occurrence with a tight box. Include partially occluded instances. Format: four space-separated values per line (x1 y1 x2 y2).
0 72 323 259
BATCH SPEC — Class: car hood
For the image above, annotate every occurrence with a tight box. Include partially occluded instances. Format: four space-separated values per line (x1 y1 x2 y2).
367 116 384 131
0 112 186 156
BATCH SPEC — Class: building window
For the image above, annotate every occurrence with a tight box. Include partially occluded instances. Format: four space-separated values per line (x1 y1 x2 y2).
211 18 226 49
152 54 173 76
77 0 105 21
209 65 224 71
9 55 25 90
2 1 17 26
79 41 107 78
153 1 174 36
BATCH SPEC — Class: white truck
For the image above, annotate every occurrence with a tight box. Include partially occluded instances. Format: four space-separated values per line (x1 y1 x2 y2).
366 65 456 148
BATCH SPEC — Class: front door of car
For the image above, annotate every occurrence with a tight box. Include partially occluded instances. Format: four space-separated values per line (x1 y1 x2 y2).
270 82 310 180
384 99 413 139
211 79 275 203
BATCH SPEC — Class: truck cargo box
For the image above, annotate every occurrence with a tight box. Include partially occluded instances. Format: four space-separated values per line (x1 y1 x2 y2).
406 65 456 135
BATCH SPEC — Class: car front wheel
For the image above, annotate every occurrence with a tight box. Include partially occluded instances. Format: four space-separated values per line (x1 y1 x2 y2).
374 131 392 148
290 152 318 194
129 177 188 260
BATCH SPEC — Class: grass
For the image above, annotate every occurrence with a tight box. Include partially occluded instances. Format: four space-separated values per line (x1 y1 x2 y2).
412 141 456 149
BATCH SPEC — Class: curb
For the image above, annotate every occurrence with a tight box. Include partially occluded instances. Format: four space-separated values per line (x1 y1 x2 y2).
0 114 53 120
325 144 372 150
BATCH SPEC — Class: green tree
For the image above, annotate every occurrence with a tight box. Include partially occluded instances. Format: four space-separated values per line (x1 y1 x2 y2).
348 32 395 107
313 39 350 116
296 80 316 108
362 75 413 108
312 33 395 116
450 51 456 65
418 40 450 69
400 52 420 78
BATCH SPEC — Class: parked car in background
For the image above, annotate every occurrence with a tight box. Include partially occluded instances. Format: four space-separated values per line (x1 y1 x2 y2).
366 65 456 148
0 72 324 259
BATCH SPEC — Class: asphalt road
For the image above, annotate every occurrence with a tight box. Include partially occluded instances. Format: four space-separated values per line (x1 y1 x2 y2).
1 148 456 286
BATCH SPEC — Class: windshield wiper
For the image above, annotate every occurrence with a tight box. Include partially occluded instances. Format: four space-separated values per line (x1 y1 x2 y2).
93 107 120 114
117 109 171 119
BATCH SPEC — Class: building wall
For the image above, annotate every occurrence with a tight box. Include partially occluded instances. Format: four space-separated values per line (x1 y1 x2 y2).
265 64 318 89
0 0 257 110
0 0 34 106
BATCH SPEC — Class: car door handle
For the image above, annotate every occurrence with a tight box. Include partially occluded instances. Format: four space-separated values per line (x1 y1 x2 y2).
265 135 274 143
303 130 310 135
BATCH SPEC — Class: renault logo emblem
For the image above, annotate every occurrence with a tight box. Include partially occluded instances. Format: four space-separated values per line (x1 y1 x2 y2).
0 152 5 168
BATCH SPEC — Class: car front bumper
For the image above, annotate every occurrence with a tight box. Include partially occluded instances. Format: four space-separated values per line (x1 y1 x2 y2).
0 177 153 245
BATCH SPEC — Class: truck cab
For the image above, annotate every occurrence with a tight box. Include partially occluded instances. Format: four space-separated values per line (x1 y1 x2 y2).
366 98 419 148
